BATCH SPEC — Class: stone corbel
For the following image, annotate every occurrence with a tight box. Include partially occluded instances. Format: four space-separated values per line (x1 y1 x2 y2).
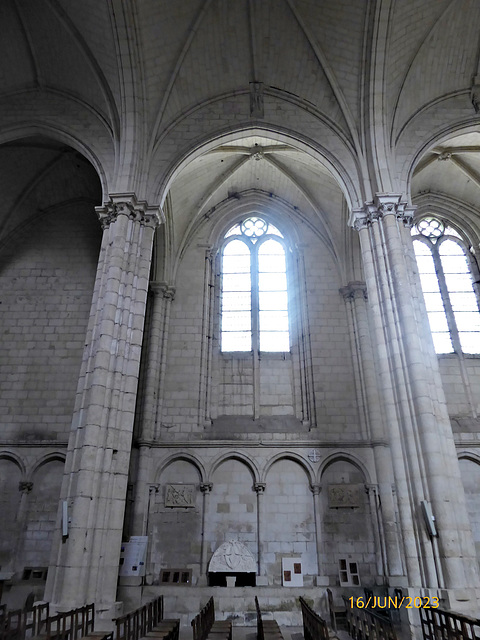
340 281 367 301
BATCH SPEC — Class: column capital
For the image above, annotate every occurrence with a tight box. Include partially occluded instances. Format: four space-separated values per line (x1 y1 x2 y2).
350 194 416 230
206 246 218 261
150 281 176 300
149 484 160 494
365 483 379 496
254 482 266 494
95 193 163 230
19 481 33 494
200 482 213 494
310 484 322 495
340 281 367 301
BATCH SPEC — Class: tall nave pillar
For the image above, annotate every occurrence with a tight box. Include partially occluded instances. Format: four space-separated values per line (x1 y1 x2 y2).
352 194 480 608
45 194 161 622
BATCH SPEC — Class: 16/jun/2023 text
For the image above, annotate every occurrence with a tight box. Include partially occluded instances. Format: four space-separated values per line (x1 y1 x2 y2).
348 596 439 609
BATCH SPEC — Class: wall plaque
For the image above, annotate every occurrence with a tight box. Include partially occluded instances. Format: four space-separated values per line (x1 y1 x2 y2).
165 484 196 508
328 484 362 508
119 536 148 577
282 558 303 586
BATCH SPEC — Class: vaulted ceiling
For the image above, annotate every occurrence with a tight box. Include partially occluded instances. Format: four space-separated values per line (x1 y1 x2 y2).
0 0 479 261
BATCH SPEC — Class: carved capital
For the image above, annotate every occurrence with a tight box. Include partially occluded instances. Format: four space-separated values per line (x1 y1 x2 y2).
96 194 162 230
150 281 176 300
19 481 33 494
206 247 218 261
365 483 378 496
350 195 416 230
310 484 321 496
350 207 370 231
200 482 213 494
254 482 266 494
149 484 159 494
375 193 403 217
340 281 367 301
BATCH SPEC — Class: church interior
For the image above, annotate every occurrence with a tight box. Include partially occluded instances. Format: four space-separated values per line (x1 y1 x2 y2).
1 0 480 637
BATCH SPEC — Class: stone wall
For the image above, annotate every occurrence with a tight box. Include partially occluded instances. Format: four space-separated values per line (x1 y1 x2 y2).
0 206 101 441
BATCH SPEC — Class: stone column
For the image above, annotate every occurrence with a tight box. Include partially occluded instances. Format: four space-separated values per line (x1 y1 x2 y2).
45 194 161 621
142 282 176 442
199 248 216 426
310 484 323 579
365 484 386 579
200 482 213 584
12 481 33 573
144 484 159 585
341 282 404 579
352 194 480 598
254 483 266 578
131 282 175 536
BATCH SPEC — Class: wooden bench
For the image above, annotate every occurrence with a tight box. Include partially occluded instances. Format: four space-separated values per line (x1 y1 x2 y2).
114 596 179 640
1 603 110 640
326 589 346 632
254 597 283 640
343 597 397 640
34 604 111 640
1 603 49 640
191 598 231 640
299 597 329 640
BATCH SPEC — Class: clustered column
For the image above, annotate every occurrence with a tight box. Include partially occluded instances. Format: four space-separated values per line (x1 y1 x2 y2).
341 281 404 580
45 194 160 620
352 194 480 595
131 282 175 537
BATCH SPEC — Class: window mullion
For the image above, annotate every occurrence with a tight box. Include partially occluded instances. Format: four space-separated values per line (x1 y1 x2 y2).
433 247 462 354
251 244 259 353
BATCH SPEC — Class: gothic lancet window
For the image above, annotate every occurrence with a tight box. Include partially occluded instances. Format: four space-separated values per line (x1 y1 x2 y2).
412 216 480 354
221 217 290 352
